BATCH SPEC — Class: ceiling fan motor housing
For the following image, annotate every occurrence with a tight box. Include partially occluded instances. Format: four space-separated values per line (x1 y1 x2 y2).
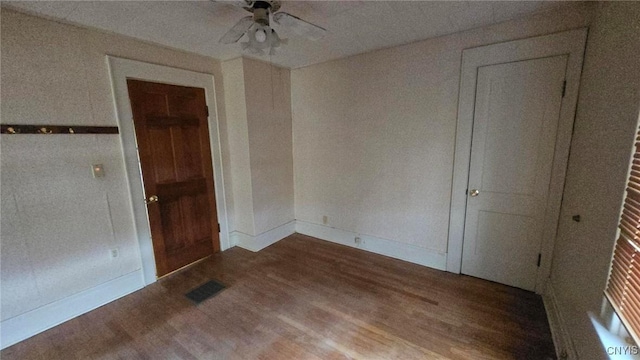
248 1 281 12
253 7 269 26
249 1 280 26
219 0 324 52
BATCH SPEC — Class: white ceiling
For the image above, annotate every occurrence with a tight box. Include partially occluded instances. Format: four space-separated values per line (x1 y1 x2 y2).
3 1 572 69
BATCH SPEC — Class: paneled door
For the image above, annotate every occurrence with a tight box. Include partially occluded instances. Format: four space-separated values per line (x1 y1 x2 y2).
127 80 219 277
461 56 567 291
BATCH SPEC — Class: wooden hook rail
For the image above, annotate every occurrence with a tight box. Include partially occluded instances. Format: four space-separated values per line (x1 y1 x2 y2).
1 124 119 135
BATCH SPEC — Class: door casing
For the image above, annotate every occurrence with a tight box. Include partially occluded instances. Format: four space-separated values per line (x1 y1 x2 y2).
447 29 588 293
108 56 230 285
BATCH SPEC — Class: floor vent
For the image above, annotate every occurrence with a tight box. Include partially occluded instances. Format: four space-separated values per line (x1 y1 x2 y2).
185 280 226 304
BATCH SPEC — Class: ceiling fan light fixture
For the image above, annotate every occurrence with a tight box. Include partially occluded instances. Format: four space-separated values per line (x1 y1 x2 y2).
255 29 267 43
218 0 326 56
271 29 281 47
243 24 285 55
247 24 271 49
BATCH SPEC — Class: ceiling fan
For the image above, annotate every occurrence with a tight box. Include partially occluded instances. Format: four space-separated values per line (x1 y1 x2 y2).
218 0 327 55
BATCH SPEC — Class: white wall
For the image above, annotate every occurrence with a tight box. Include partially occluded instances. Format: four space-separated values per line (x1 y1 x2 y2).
1 136 137 321
549 2 640 359
0 9 229 323
6 2 639 356
243 59 294 235
291 4 593 256
222 57 295 239
222 58 255 235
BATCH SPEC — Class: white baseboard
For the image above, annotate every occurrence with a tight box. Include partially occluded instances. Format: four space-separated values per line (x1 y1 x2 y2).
543 281 577 360
232 220 296 252
0 269 144 350
295 220 447 271
229 231 241 247
230 231 250 249
0 221 455 349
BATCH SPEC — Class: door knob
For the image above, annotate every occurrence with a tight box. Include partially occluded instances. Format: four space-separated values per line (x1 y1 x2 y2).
470 189 479 197
146 195 159 204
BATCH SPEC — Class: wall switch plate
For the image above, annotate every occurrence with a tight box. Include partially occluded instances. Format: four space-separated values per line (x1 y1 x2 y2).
355 236 362 245
110 248 119 259
92 164 105 178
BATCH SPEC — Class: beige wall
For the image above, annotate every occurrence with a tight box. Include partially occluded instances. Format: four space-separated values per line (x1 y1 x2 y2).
0 9 229 320
223 58 255 235
291 3 593 254
6 2 640 356
550 2 640 359
243 58 294 234
222 57 294 238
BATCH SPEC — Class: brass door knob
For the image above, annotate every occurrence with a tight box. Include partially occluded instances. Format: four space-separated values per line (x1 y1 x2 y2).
146 195 159 204
470 189 479 197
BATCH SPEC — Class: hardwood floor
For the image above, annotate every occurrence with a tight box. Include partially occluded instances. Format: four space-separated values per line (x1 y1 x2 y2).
2 234 556 359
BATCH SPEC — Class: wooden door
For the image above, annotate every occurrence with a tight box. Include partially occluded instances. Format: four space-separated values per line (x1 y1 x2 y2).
127 79 219 277
461 55 567 291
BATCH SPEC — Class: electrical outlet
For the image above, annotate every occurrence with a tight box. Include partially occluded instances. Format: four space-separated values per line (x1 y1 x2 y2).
354 236 362 245
110 248 119 259
92 164 105 178
323 215 328 225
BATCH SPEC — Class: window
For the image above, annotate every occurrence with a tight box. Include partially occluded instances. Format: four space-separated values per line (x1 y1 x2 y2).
605 127 640 343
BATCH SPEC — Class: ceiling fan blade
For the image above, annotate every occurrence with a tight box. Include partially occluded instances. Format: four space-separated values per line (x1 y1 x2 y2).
219 16 254 44
210 0 253 9
273 12 326 41
237 0 253 7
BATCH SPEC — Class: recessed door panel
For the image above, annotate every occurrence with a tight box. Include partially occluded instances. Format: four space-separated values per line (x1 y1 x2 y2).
127 79 219 277
461 55 567 291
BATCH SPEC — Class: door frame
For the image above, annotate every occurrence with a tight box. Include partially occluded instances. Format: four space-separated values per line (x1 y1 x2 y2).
446 29 587 293
107 56 230 285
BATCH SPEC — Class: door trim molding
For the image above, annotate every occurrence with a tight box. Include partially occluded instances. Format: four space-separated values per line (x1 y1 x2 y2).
107 57 230 285
446 29 587 293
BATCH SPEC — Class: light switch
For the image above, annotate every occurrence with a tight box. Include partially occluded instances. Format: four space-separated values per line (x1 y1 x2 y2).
92 164 105 178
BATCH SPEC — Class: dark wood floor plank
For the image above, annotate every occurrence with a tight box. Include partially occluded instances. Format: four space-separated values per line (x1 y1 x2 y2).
1 234 556 359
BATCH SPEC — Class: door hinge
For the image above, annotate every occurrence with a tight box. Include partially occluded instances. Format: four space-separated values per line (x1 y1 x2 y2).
561 80 567 98
537 253 542 267
205 106 209 117
218 223 221 233
465 189 468 195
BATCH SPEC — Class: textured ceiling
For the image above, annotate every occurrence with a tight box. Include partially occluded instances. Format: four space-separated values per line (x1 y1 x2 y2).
3 1 572 68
